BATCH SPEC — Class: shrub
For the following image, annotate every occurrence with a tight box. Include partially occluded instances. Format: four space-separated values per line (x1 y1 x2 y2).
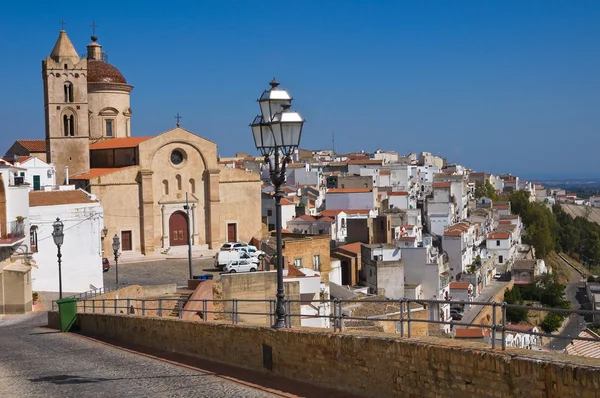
541 312 564 333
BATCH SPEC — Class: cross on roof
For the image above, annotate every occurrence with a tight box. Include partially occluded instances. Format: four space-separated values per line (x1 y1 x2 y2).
59 19 66 30
90 20 98 36
175 113 182 127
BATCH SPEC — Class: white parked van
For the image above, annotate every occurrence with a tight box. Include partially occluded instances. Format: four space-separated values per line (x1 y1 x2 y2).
215 250 259 269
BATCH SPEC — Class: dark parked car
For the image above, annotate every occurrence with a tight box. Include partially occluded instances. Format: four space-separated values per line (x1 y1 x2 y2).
102 258 110 272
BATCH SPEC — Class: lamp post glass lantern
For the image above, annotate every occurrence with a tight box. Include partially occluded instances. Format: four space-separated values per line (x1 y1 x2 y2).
112 234 120 286
51 218 64 299
249 78 304 329
101 226 108 238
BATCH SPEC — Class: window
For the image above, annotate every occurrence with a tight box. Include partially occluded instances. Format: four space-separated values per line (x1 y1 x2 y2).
341 218 346 228
162 179 169 195
176 174 182 191
63 114 74 136
313 254 320 271
496 240 500 246
64 82 73 103
105 119 114 137
189 178 195 194
171 149 185 165
499 255 504 264
267 210 272 217
30 226 38 253
19 172 25 177
294 258 302 268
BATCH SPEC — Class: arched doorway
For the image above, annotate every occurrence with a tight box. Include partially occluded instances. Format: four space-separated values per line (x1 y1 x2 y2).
169 211 188 246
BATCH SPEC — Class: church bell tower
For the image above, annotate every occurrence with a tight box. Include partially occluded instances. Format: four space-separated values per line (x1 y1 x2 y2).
42 29 90 184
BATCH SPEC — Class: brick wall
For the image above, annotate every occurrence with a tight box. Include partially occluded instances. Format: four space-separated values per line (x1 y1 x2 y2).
50 312 600 398
282 234 331 284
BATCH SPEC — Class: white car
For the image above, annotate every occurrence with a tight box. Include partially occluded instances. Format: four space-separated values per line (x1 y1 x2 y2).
493 272 502 279
233 245 266 260
223 260 257 273
220 242 248 251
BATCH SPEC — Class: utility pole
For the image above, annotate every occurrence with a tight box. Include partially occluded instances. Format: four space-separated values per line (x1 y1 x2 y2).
184 192 193 279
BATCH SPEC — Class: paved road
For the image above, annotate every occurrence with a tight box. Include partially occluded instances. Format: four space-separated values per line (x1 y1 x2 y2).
459 280 509 327
103 257 219 287
548 262 587 351
0 312 278 397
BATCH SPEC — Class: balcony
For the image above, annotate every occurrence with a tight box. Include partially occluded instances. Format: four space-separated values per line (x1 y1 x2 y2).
0 220 26 246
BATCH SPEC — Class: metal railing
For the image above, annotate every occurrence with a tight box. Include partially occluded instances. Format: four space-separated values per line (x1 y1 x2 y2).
65 295 600 353
51 283 128 311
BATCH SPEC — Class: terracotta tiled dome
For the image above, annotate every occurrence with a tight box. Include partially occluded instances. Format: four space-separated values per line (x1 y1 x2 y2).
88 60 127 84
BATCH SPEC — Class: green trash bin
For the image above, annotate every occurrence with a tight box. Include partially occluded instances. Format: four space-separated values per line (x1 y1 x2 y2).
56 298 79 332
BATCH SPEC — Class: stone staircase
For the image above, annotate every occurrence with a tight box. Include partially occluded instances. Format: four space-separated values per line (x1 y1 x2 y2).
168 291 194 317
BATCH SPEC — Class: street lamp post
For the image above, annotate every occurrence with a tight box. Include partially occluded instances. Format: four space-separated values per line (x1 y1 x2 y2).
250 78 304 329
112 234 120 286
52 218 65 299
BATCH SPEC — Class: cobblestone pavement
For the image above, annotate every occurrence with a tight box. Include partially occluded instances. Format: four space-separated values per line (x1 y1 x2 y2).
0 312 277 397
103 257 220 287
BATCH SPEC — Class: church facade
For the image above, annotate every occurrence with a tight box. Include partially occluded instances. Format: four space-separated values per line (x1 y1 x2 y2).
30 29 261 254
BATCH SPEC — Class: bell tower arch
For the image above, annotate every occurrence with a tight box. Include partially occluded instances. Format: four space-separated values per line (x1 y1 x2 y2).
42 29 90 184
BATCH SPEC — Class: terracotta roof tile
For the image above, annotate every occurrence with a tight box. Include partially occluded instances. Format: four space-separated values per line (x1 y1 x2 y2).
488 232 510 239
296 215 316 221
432 182 451 189
16 140 46 152
286 266 306 277
346 159 383 165
29 190 96 207
280 198 295 205
89 137 152 150
449 282 471 289
337 242 363 255
398 236 416 242
70 168 127 180
388 191 409 196
444 230 463 237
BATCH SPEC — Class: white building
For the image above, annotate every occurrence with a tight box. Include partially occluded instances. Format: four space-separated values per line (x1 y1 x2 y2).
426 182 455 236
325 188 376 211
13 156 56 191
0 164 30 251
388 191 417 210
29 188 105 293
261 193 296 231
283 267 331 328
486 231 514 266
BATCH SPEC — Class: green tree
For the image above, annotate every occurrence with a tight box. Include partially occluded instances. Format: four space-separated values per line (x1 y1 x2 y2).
541 312 564 333
485 180 497 200
474 181 488 198
504 288 528 323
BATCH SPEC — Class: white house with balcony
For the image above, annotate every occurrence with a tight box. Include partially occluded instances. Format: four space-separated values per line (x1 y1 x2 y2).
0 164 30 252
13 156 56 191
29 188 105 293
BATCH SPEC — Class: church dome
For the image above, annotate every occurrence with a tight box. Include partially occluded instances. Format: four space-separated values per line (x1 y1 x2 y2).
88 60 127 84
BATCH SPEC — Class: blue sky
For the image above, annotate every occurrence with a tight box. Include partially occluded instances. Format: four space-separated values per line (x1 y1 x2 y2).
0 1 598 179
